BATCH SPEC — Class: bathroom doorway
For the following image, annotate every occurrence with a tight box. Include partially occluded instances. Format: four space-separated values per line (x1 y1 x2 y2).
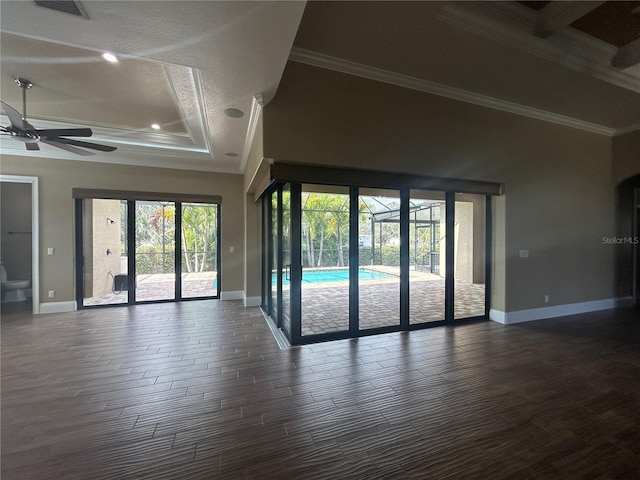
0 175 39 314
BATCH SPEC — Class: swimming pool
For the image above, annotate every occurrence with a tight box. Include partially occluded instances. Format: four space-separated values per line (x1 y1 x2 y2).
275 267 392 285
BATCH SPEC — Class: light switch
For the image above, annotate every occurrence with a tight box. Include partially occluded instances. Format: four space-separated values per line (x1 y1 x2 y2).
47 247 55 256
229 246 234 253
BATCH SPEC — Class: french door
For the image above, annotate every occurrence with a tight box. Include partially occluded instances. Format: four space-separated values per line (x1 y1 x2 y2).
75 192 220 307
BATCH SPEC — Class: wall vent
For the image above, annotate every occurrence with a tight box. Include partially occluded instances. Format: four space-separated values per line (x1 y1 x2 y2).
34 1 89 19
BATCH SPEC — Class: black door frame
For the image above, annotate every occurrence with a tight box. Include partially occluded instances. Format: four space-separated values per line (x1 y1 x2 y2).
261 183 493 346
75 196 221 308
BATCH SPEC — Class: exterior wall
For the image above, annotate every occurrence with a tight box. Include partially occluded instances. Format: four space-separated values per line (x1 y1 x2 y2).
260 61 616 315
89 199 122 298
0 156 244 308
454 201 473 283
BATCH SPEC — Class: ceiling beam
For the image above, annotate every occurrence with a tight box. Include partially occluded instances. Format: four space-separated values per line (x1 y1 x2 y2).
612 38 640 69
534 1 605 38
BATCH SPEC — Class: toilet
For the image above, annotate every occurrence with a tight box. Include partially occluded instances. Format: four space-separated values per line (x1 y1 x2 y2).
1 263 31 302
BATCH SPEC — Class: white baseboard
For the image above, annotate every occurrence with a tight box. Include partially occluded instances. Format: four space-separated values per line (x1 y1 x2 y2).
243 295 261 307
490 297 633 325
221 290 243 301
39 301 77 314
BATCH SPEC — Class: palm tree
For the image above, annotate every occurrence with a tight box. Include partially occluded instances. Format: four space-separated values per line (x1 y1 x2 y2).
181 204 217 272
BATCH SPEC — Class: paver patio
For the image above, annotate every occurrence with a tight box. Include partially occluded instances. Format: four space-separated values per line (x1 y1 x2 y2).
84 267 485 338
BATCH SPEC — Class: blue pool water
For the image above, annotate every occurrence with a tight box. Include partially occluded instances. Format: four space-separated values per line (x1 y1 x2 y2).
275 268 391 285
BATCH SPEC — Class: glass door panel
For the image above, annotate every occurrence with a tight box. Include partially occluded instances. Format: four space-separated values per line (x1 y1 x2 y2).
454 194 486 319
181 203 219 299
358 189 401 330
82 198 128 306
282 185 292 335
300 185 350 336
409 191 446 324
135 201 176 302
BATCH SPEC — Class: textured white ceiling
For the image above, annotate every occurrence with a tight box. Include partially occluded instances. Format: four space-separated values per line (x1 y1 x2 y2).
1 1 638 173
0 1 306 172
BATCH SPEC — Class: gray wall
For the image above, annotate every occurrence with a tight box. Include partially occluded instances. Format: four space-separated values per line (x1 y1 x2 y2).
0 158 245 306
260 61 618 313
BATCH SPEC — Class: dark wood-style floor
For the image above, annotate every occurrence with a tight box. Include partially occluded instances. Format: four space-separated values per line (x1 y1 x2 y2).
2 301 639 479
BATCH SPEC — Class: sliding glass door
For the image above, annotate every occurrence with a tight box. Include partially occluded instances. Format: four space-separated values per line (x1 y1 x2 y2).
76 192 220 307
181 203 219 299
300 185 351 338
409 191 446 324
453 194 488 320
135 201 176 302
262 181 492 346
358 189 402 331
79 198 129 306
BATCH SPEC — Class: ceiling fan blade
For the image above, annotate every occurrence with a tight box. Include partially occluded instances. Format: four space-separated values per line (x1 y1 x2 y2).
42 139 95 156
52 137 117 152
26 143 40 151
1 100 28 129
36 128 93 138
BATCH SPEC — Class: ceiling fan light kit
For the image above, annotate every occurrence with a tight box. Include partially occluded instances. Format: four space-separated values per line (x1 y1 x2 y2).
1 77 117 155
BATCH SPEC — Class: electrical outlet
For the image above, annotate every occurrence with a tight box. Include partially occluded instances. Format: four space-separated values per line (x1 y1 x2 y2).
544 295 550 303
47 247 55 256
519 250 529 258
48 290 55 298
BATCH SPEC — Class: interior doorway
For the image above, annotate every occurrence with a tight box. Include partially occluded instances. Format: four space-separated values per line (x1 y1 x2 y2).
0 175 39 314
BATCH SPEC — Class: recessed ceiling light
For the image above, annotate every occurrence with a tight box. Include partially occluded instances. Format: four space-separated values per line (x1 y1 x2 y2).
151 123 161 130
225 152 239 157
223 108 244 118
102 52 119 63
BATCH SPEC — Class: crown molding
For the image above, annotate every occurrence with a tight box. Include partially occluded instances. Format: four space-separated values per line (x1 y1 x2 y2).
289 47 616 136
240 95 264 174
164 64 212 157
437 2 640 94
614 123 640 136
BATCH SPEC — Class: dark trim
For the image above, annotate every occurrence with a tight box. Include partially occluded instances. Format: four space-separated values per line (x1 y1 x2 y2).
445 192 455 323
127 200 135 304
271 162 503 196
400 189 410 330
74 198 84 308
349 186 359 337
72 188 221 204
215 204 222 298
265 195 274 314
485 196 492 318
290 183 302 345
276 187 284 332
175 202 182 300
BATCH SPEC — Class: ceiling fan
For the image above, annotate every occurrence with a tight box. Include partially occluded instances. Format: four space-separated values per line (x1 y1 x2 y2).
1 78 117 155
